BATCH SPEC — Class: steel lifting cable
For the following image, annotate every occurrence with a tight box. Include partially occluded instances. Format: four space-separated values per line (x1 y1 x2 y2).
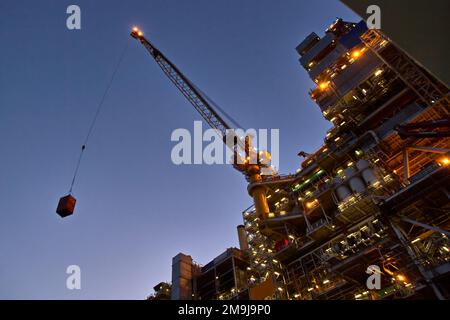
68 42 129 194
192 82 243 129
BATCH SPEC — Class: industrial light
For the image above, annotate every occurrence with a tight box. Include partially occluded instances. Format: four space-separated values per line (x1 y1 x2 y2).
138 31 143 37
132 26 139 32
307 287 314 292
411 238 421 244
351 50 362 59
306 199 319 209
396 274 407 282
319 82 329 90
323 279 330 284
374 69 383 77
438 157 450 166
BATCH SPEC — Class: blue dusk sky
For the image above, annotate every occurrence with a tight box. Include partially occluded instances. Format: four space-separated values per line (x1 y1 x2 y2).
0 0 359 299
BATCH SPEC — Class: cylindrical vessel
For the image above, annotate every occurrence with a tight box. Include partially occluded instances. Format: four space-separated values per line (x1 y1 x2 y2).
237 225 249 251
356 159 370 171
348 175 366 193
251 186 270 219
361 167 378 186
336 184 352 201
344 167 357 179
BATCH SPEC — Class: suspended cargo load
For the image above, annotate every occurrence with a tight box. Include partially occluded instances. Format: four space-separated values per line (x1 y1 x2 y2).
56 194 76 218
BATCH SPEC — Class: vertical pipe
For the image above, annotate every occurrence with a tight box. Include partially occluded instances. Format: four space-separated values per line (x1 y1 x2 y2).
237 225 249 251
251 186 270 219
403 147 410 182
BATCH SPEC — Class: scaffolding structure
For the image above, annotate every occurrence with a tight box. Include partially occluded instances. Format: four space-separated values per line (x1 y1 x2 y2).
239 19 450 300
153 19 449 301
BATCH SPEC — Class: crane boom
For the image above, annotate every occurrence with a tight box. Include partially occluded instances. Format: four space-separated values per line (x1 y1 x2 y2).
130 27 273 219
130 28 243 149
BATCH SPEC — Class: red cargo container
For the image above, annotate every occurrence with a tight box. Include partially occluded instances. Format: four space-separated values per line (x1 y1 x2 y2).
56 194 76 218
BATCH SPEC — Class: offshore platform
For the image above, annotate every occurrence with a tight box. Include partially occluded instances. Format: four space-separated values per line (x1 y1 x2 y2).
147 19 450 300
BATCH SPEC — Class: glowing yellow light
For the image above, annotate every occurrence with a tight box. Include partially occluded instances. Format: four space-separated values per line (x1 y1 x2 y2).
132 27 139 32
319 82 329 90
396 274 406 282
306 199 319 209
374 69 383 76
351 50 361 59
138 31 143 37
438 157 450 166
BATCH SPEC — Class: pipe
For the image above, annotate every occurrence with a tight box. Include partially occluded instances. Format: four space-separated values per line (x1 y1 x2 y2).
237 225 249 251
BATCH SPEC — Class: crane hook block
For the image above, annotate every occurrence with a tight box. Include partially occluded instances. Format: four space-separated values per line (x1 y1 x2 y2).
56 194 77 218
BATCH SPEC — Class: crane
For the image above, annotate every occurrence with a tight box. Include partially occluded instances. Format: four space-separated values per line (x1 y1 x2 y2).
130 27 272 219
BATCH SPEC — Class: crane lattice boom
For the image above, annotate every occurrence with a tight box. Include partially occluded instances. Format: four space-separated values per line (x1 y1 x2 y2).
131 28 243 149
